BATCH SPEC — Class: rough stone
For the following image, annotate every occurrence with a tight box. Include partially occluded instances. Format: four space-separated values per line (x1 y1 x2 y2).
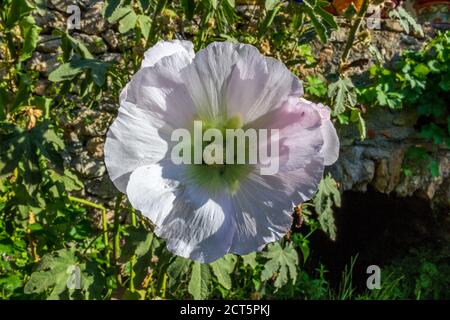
47 0 95 12
80 1 106 35
34 10 67 32
102 29 119 50
37 35 62 53
372 147 405 193
382 19 404 33
85 175 118 200
86 137 105 160
27 52 60 75
73 151 106 178
73 109 113 137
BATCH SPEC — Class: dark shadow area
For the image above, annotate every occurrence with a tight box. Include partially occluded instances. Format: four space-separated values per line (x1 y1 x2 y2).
307 187 440 291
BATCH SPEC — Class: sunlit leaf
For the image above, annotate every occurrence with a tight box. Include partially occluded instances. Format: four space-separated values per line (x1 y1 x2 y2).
261 242 298 289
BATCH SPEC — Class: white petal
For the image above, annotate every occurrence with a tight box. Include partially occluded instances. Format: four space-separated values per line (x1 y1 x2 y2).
126 164 180 226
104 102 169 193
229 157 323 254
126 164 236 263
125 54 197 130
180 42 260 122
141 40 194 69
157 192 235 263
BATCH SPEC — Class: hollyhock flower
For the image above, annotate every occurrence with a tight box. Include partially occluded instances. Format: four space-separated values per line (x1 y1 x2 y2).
104 40 339 263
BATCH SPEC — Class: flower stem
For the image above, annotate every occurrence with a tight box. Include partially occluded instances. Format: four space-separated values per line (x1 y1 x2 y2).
130 207 137 227
113 194 123 263
113 194 123 286
129 207 137 293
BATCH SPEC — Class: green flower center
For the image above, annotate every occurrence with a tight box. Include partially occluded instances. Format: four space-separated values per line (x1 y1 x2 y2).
185 115 253 195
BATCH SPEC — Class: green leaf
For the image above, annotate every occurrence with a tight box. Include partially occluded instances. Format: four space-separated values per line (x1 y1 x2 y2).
137 15 152 40
49 59 113 86
315 3 338 30
303 2 328 43
350 110 366 140
49 169 83 194
120 226 156 262
24 249 76 297
167 257 192 289
24 249 105 299
209 0 219 10
209 254 237 290
328 77 357 116
103 0 123 20
259 6 280 35
188 262 212 300
48 62 84 82
389 7 423 36
64 33 94 59
181 0 196 20
305 75 328 98
6 0 34 28
261 242 299 289
10 74 32 113
265 0 279 11
19 16 42 61
118 9 138 34
107 6 132 23
242 252 258 269
0 122 64 182
428 159 440 178
413 64 430 77
313 174 340 240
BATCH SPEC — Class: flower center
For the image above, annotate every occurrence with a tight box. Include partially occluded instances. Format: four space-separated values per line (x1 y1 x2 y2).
186 115 253 195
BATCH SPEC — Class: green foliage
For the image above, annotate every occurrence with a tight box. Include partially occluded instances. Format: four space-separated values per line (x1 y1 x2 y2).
188 262 212 300
377 246 450 299
24 248 105 299
261 242 299 289
360 31 450 176
305 75 328 98
328 77 357 117
313 174 341 241
389 7 423 37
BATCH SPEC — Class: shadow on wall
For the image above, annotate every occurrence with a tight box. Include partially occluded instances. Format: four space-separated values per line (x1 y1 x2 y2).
308 187 440 289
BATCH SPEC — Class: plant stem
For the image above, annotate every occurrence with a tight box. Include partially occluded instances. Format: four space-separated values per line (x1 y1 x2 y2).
130 255 136 293
160 272 168 299
113 193 123 263
130 207 137 227
341 0 371 65
68 195 110 266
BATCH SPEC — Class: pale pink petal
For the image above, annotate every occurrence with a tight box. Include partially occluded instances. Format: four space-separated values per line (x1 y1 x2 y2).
226 56 303 124
299 98 340 166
